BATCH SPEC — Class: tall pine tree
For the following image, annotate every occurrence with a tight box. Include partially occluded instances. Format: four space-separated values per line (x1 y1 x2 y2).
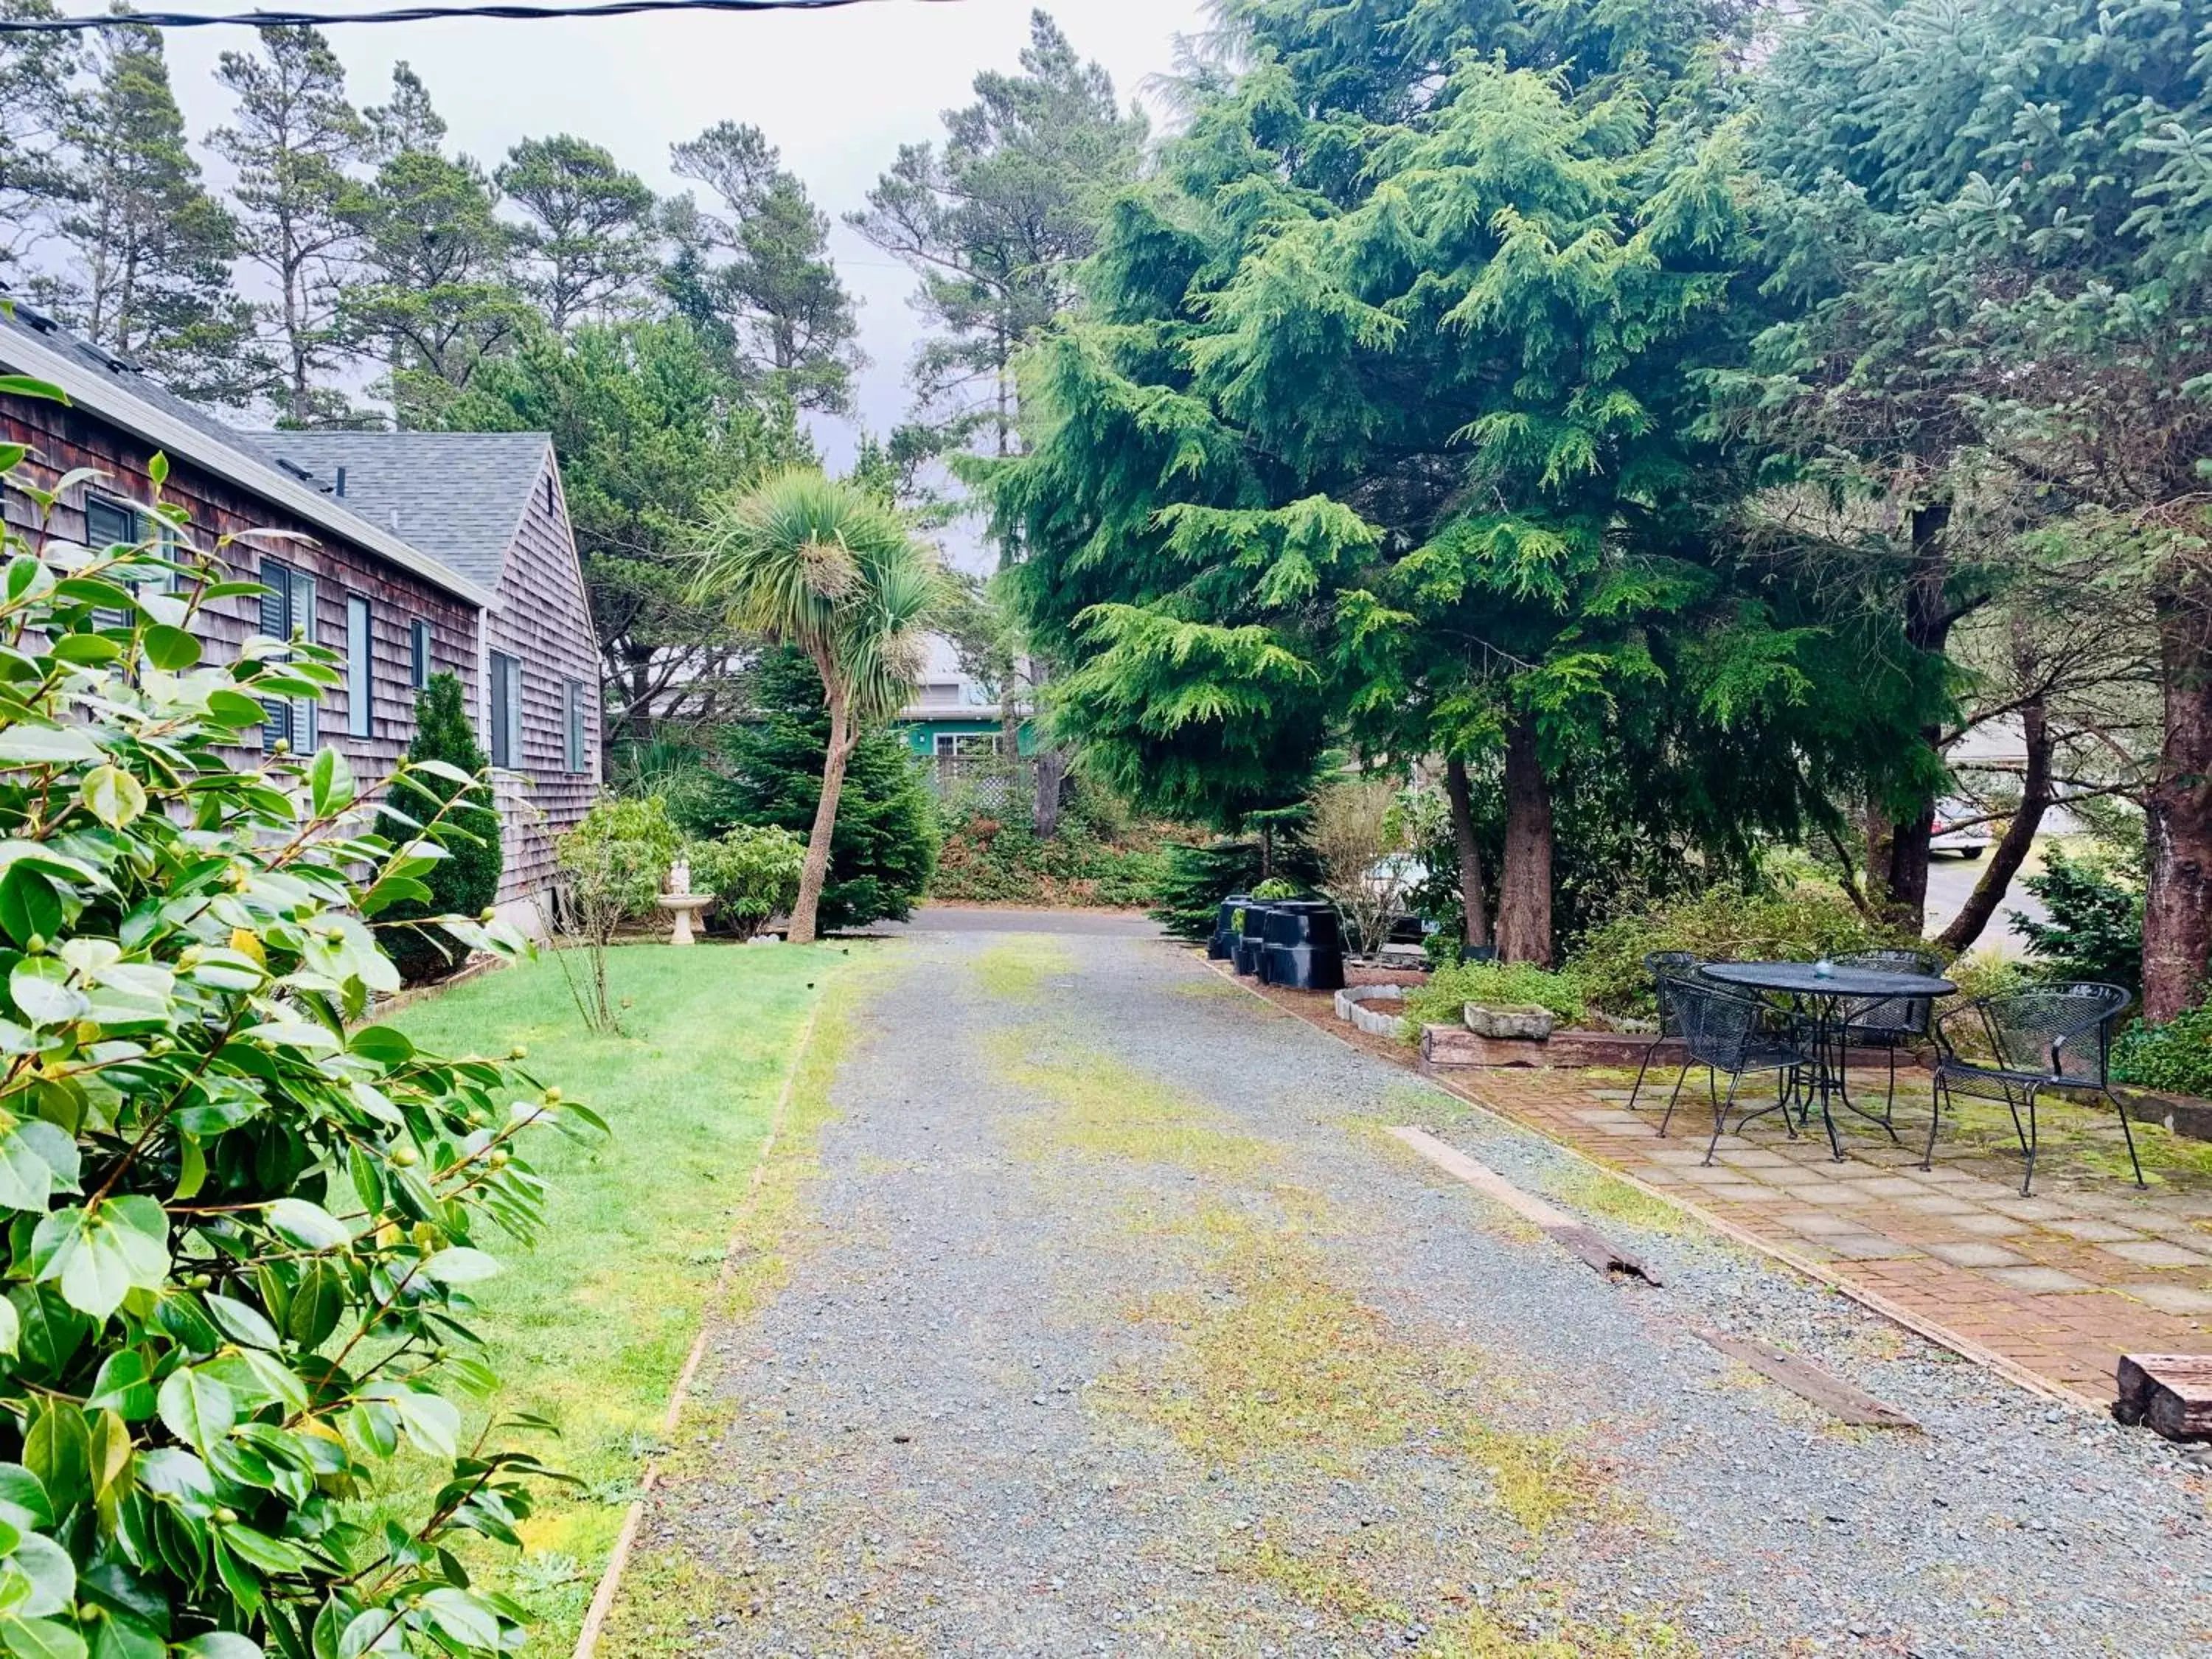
46 22 256 403
341 63 522 427
209 24 366 425
664 122 860 412
849 9 1146 456
498 134 657 334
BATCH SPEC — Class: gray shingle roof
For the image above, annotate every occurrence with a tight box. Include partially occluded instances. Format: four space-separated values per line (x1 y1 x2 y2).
260 430 552 588
0 297 546 598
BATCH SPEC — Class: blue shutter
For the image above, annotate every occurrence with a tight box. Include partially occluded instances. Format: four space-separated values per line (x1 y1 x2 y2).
260 558 291 752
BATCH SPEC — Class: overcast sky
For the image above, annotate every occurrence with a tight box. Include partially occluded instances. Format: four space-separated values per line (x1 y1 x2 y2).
160 0 1210 504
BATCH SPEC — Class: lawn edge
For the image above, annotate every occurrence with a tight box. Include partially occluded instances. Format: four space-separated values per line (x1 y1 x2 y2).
1202 956 2104 1413
567 956 846 1659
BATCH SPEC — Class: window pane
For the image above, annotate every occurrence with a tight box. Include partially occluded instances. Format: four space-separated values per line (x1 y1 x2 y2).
84 498 135 549
490 652 520 768
410 620 431 691
347 596 372 738
563 680 584 773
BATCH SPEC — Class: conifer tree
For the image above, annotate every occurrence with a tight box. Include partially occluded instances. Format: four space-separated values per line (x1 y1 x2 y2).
46 21 257 402
498 134 658 333
372 671 504 984
849 9 1145 456
985 0 1859 964
341 65 522 426
0 0 81 274
210 24 366 424
664 122 860 411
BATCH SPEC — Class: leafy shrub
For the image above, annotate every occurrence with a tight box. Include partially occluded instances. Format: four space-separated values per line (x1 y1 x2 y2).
697 647 938 931
1565 885 1902 1018
0 440 580 1659
554 797 681 1030
685 824 803 938
1251 877 1303 901
2014 847 2142 992
1404 961 1588 1034
928 811 1167 909
1146 832 1323 941
373 672 502 985
2112 1004 2212 1098
557 796 681 931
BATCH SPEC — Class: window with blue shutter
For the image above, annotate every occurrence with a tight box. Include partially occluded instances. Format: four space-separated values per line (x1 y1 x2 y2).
257 559 320 754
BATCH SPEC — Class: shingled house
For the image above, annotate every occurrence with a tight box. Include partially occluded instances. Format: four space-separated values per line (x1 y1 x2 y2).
0 302 602 927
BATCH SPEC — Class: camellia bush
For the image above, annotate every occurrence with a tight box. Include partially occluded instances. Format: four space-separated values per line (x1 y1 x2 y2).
0 422 596 1659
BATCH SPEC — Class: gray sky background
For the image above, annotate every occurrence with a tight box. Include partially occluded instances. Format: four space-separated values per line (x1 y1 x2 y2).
159 0 1208 513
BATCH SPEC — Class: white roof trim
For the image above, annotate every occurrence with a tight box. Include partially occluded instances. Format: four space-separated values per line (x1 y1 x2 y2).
0 327 492 608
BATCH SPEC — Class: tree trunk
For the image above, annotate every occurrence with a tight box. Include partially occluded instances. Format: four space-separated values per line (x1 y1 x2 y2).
1936 695 2053 957
788 689 852 947
1031 746 1067 840
2145 594 2212 1020
1869 498 1958 933
1443 754 1491 951
1495 715 1553 966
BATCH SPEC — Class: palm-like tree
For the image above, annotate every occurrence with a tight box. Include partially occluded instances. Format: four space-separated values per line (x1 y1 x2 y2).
692 469 943 944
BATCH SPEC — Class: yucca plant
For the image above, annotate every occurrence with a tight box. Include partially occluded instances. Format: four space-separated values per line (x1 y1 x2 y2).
690 470 943 944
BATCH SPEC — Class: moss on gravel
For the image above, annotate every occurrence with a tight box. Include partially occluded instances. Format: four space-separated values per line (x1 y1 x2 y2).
991 1030 1277 1175
971 933 1077 998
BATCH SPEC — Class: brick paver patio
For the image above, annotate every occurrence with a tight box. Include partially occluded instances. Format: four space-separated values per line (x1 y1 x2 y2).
1235 967 2212 1410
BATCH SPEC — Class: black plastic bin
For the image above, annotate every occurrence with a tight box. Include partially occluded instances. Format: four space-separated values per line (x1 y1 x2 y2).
1232 902 1274 977
1262 901 1346 991
1209 893 1253 961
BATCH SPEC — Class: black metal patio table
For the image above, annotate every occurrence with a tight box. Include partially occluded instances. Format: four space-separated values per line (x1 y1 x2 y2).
1701 960 1957 1161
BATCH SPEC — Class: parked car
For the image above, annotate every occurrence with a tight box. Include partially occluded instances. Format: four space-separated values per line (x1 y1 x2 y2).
1930 797 1993 858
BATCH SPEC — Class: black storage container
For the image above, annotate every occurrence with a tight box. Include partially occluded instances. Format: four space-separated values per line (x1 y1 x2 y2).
1262 901 1346 991
1233 901 1274 976
1209 893 1253 961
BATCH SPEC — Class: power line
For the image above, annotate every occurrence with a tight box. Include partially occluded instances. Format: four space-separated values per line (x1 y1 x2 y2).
0 0 950 30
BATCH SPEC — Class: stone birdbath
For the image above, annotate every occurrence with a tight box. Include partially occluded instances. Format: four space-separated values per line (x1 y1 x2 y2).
655 859 714 947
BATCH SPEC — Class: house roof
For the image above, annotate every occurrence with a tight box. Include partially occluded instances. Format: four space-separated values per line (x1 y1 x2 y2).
0 300 497 607
260 431 554 591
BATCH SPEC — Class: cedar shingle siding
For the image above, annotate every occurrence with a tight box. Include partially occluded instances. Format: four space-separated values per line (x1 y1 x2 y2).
0 307 604 918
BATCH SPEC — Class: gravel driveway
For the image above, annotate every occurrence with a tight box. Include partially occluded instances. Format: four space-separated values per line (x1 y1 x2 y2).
612 931 2212 1658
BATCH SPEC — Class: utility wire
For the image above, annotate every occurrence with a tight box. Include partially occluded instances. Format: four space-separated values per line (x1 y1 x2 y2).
0 0 950 30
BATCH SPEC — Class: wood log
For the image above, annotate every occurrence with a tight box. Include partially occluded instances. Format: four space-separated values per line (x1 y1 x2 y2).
2115 1353 2212 1440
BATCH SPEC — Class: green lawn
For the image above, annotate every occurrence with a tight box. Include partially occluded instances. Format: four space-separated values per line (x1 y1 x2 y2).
381 941 852 1649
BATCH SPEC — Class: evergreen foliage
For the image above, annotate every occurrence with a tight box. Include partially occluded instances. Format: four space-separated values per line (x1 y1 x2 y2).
2015 850 2144 995
497 133 658 335
439 316 806 749
665 121 862 413
41 23 256 402
209 25 366 424
984 0 1877 960
372 672 504 985
698 646 939 933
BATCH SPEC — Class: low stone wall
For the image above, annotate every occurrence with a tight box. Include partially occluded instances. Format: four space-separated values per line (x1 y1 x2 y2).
1420 1025 1685 1071
1333 983 1409 1039
2115 1084 2212 1144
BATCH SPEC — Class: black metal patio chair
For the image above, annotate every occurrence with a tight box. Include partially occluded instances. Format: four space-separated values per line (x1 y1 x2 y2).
1660 977 1816 1166
1625 950 1700 1113
1832 947 1945 1134
1927 982 2141 1196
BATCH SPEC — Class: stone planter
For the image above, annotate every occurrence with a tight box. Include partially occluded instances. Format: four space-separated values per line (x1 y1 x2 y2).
1464 1002 1556 1041
1333 983 1408 1039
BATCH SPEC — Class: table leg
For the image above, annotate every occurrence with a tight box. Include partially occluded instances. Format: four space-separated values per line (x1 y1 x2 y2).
1816 1001 1845 1161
